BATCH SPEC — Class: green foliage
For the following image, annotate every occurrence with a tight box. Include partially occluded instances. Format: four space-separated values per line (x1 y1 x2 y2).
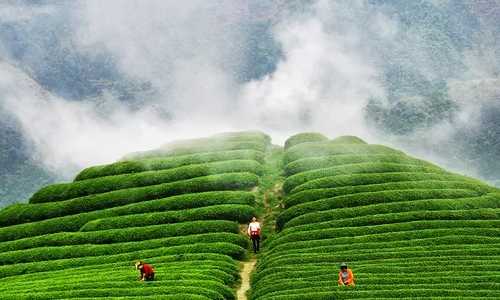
290 172 489 194
31 160 262 204
268 220 500 250
277 189 480 229
0 191 254 242
330 136 367 144
268 235 500 255
252 134 500 300
2 132 500 299
279 208 500 235
80 204 255 231
0 232 247 265
1 286 229 299
283 162 446 193
0 242 245 279
284 154 434 176
0 172 259 226
283 132 328 150
0 222 244 253
284 143 402 164
285 180 494 207
0 131 276 300
128 141 267 160
75 149 265 181
0 253 236 282
2 220 238 253
285 194 500 228
3 279 236 299
124 131 270 161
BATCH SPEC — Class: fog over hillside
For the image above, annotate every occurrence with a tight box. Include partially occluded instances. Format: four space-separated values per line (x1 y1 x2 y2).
0 0 499 206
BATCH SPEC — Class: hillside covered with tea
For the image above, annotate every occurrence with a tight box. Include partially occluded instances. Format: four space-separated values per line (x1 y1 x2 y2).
0 131 498 299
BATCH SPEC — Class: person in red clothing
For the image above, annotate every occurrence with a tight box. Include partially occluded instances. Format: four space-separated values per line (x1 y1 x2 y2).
135 261 155 281
338 262 355 286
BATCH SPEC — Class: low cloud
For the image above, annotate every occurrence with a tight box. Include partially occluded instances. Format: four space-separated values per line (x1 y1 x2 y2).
0 0 499 183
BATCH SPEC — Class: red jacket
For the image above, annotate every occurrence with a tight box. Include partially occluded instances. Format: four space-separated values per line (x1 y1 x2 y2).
141 263 154 275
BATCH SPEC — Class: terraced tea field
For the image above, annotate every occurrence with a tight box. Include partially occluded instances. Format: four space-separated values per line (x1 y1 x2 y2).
0 131 499 299
0 131 270 300
251 133 500 300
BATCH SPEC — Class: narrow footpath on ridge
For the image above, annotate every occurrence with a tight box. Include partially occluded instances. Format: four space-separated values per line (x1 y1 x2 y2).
237 258 257 300
237 145 285 300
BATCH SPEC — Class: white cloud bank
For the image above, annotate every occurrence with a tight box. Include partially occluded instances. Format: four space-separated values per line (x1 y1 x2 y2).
1 0 498 180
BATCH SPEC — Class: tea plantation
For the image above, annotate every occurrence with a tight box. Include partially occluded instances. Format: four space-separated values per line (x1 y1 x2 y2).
0 131 499 299
0 131 270 300
250 133 500 300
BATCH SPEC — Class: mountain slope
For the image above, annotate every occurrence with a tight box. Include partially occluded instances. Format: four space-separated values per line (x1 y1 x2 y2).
0 131 499 299
0 131 270 299
251 133 500 299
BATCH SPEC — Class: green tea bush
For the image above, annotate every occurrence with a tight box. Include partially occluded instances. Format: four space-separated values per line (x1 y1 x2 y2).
6 265 236 288
277 189 480 229
273 228 499 252
0 220 238 254
283 133 328 150
285 194 500 228
0 253 236 283
263 242 500 264
251 275 500 298
0 172 259 226
252 268 499 287
284 143 402 164
284 154 432 176
268 221 500 249
80 204 255 231
75 149 265 181
211 130 271 142
252 288 500 300
268 235 500 255
0 242 245 278
0 293 210 300
278 208 500 234
5 280 235 299
290 172 489 194
0 191 254 242
0 226 247 253
0 232 248 265
330 135 367 144
285 180 494 207
252 281 500 300
2 286 228 300
283 162 446 193
31 160 262 203
16 281 233 299
128 141 267 160
259 247 499 270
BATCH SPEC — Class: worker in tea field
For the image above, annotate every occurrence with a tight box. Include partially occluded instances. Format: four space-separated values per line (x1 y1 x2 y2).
247 216 261 254
338 262 355 286
135 261 155 281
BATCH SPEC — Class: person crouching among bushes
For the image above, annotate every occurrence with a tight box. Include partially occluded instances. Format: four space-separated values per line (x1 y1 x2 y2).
247 216 261 254
338 262 355 286
135 261 155 281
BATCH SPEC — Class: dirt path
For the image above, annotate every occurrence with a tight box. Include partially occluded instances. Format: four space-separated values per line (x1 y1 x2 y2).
237 259 257 300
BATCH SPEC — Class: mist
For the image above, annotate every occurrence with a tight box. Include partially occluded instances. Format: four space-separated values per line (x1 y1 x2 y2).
0 0 499 195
